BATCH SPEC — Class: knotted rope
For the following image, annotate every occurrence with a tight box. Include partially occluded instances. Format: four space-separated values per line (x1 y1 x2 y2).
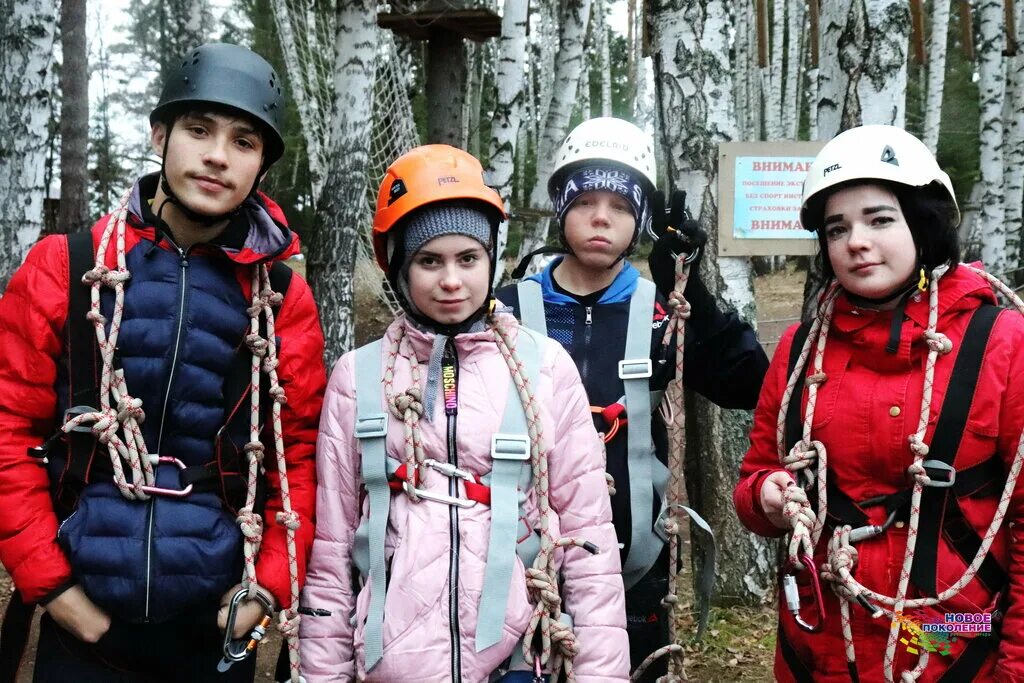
631 251 693 682
776 264 1024 682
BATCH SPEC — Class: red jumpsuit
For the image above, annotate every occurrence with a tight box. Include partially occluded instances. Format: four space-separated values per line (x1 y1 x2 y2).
735 265 1024 682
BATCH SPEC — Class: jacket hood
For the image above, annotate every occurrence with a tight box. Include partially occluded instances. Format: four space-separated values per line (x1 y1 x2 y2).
526 257 640 305
127 173 300 264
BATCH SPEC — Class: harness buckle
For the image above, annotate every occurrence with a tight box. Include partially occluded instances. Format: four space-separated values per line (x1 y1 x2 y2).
355 413 388 440
134 456 194 498
618 358 653 380
63 405 98 433
782 554 826 633
920 460 956 488
491 434 530 461
218 586 274 672
423 458 475 481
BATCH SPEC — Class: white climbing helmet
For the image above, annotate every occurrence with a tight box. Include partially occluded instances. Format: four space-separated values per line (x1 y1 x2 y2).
547 117 658 199
801 124 960 231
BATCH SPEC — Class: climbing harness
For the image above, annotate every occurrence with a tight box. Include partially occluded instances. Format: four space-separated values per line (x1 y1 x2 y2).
628 251 716 683
352 316 598 682
776 264 1024 683
52 188 304 682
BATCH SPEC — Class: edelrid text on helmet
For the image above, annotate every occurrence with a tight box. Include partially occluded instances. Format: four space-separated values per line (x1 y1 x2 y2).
800 125 959 231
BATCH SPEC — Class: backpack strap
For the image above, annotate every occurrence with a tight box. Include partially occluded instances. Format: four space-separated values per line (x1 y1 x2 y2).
620 277 662 589
353 339 389 672
476 327 541 651
912 304 1005 596
516 280 547 336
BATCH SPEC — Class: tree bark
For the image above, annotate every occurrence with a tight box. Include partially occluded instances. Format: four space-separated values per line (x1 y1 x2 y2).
514 0 593 270
766 0 785 139
596 0 612 117
858 0 911 127
306 0 378 363
782 0 807 139
57 0 90 235
426 28 467 146
486 0 529 285
0 0 57 290
976 0 1007 273
651 0 774 607
923 0 952 154
1006 2 1024 268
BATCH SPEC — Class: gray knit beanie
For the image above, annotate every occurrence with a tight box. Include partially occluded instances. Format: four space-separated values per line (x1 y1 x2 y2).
401 203 493 265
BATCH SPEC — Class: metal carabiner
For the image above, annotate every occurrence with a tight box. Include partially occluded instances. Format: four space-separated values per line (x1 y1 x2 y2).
782 554 826 633
217 587 274 672
848 508 899 544
135 456 194 498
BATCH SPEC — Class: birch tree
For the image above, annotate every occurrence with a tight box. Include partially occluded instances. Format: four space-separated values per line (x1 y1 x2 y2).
596 0 612 117
923 0 952 153
782 0 807 139
306 1 378 361
0 0 57 290
486 0 529 284
651 0 773 605
58 0 90 235
765 0 785 138
859 0 911 127
515 0 593 268
1006 3 1024 264
976 0 1007 272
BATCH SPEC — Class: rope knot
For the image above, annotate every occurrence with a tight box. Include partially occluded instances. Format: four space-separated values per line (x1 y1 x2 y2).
91 410 121 444
86 310 107 326
269 385 288 404
244 441 266 462
907 434 930 458
102 268 131 287
262 357 279 373
260 289 284 309
924 330 953 355
805 372 827 386
549 619 579 658
783 440 821 472
237 509 264 543
246 334 269 357
666 291 691 319
276 510 301 531
277 608 300 637
907 459 933 486
116 395 145 423
390 390 423 420
82 265 109 285
246 303 263 318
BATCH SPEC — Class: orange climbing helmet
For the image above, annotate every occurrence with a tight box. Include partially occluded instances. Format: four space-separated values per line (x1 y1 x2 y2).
372 144 506 271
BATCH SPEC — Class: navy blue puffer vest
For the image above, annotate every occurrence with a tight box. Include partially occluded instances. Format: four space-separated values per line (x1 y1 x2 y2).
52 233 252 623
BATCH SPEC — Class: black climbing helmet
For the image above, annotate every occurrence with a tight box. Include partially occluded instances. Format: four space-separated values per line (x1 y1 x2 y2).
150 43 286 166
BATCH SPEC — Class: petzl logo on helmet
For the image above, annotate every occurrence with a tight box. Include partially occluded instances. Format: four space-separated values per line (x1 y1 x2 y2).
881 145 899 166
388 179 407 206
438 176 459 186
824 163 841 176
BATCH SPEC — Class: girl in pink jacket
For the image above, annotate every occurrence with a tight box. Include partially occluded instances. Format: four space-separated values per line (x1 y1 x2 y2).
299 145 629 682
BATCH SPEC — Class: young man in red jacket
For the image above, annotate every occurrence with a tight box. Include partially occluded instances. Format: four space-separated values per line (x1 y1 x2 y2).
0 44 325 682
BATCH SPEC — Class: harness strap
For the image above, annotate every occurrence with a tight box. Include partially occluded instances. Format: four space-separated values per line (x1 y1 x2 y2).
621 278 661 589
477 328 541 651
0 589 34 682
353 339 389 672
912 304 1002 596
517 280 547 336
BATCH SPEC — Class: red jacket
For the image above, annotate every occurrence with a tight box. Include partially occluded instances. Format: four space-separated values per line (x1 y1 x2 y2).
735 265 1024 682
0 185 326 611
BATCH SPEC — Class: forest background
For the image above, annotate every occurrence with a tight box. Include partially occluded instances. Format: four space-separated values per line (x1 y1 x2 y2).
1 0 1023 679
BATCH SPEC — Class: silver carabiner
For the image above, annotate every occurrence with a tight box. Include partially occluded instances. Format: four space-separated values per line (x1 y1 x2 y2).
217 587 274 672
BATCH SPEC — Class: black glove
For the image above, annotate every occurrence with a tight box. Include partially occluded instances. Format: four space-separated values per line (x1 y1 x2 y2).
648 190 709 305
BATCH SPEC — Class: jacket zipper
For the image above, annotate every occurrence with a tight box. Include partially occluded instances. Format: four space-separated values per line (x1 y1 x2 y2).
580 305 593 383
445 342 462 682
145 241 190 620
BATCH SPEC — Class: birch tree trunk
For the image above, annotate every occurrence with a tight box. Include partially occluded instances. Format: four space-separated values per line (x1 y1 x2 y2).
651 0 773 606
782 0 807 139
976 0 1007 273
858 0 910 127
306 1 378 363
515 0 593 269
0 0 57 290
923 0 951 153
1006 3 1024 267
465 42 483 158
816 1 851 139
57 0 90 235
734 0 751 139
486 0 529 285
766 0 785 138
596 0 612 117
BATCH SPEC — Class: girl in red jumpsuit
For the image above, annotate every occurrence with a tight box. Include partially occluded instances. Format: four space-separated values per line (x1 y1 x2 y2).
735 125 1024 682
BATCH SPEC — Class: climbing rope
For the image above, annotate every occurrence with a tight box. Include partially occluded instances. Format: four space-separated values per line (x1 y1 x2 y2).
630 252 692 682
380 315 592 682
776 264 1024 683
66 188 303 683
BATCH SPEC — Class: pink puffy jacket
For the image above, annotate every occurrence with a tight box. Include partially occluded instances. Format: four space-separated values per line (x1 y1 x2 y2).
299 314 629 682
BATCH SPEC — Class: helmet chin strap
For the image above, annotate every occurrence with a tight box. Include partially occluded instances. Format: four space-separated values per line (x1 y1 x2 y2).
156 117 264 228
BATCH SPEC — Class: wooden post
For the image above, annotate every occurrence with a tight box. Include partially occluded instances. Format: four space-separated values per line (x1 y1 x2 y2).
960 0 975 61
807 0 820 68
757 0 768 67
910 0 926 64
